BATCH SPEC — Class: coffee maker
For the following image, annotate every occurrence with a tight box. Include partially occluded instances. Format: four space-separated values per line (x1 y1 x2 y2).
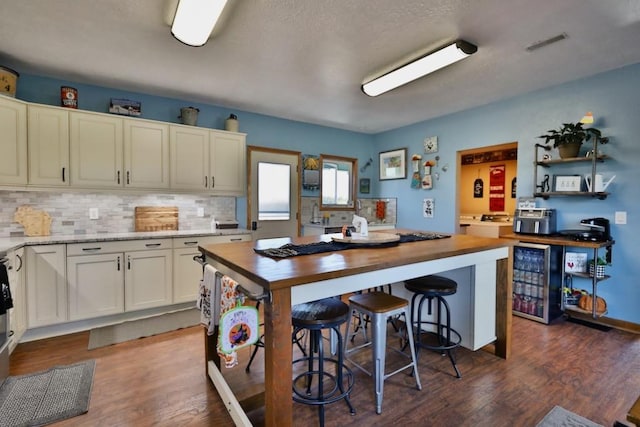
579 217 611 241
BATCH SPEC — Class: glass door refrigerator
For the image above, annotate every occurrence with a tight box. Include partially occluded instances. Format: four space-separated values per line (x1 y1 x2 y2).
512 243 563 324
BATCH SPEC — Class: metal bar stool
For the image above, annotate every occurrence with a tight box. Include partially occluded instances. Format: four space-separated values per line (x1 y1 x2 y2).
344 291 422 415
404 275 462 378
292 298 356 426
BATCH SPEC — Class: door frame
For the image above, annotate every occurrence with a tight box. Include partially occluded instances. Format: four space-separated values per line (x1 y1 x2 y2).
246 145 302 237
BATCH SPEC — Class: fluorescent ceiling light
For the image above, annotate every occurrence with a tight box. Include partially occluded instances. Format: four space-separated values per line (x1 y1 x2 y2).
171 0 228 47
362 40 478 97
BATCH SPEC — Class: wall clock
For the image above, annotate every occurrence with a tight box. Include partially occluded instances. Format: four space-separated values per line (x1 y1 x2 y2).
424 136 438 153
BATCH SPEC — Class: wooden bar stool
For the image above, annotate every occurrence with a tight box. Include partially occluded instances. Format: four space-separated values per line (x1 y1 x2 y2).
291 298 356 426
404 275 462 378
344 291 422 415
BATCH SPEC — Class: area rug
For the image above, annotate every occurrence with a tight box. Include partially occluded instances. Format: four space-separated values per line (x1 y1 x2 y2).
536 405 604 427
88 308 200 350
0 360 95 427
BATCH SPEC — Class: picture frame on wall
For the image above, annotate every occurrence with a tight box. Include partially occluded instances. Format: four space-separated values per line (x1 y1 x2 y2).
379 148 407 180
359 178 370 194
553 175 582 192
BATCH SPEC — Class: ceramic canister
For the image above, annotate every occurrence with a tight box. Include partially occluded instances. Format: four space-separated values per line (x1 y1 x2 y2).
0 66 19 97
225 114 239 132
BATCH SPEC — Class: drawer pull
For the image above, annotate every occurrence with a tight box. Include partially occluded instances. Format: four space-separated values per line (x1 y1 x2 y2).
82 247 102 252
230 238 243 242
145 243 162 248
183 241 198 246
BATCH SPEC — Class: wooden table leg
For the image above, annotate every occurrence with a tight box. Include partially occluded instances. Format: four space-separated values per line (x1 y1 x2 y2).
263 287 293 426
494 256 512 359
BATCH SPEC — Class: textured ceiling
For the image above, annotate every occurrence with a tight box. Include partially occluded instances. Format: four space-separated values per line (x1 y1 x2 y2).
2 0 640 133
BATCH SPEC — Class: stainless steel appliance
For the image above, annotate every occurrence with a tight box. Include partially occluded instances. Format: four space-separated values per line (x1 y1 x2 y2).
513 208 557 235
0 255 12 382
512 243 563 324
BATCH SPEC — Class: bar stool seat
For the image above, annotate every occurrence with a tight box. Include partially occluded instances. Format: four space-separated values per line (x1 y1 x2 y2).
291 298 355 426
404 275 462 378
344 292 422 415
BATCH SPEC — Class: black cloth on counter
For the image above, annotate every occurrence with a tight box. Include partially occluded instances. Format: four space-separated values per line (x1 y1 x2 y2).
0 263 13 315
253 232 450 259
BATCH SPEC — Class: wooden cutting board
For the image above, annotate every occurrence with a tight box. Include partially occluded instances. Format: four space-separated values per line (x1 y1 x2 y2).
14 205 52 236
134 206 179 232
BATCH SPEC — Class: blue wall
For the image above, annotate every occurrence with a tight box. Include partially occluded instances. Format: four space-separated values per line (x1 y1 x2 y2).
374 63 639 324
15 63 639 324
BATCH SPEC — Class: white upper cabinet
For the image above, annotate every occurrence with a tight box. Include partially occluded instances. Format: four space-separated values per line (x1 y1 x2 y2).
170 124 246 194
28 104 70 186
123 118 170 189
70 111 124 188
0 96 27 185
170 125 210 190
209 130 246 194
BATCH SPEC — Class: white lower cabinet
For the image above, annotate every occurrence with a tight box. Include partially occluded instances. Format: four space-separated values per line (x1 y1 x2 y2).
67 253 125 321
172 234 252 303
23 234 251 332
25 244 67 328
124 248 173 311
7 247 26 353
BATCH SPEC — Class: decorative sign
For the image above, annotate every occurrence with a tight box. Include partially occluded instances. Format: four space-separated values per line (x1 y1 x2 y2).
489 164 505 211
565 252 588 273
424 136 438 153
423 198 434 218
461 148 517 165
218 305 259 354
473 178 484 198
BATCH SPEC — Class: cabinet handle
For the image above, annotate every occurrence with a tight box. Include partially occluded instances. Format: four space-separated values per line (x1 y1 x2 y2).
145 243 162 248
204 176 208 188
183 241 198 246
62 167 66 183
117 170 121 184
82 247 102 252
127 255 131 270
211 176 215 188
126 170 130 185
117 256 121 271
16 254 22 272
230 238 242 242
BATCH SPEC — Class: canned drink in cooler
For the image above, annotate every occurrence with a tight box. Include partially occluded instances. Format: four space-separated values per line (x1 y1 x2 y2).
61 86 78 108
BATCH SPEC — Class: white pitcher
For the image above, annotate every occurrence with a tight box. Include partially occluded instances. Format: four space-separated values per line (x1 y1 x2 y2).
584 174 615 192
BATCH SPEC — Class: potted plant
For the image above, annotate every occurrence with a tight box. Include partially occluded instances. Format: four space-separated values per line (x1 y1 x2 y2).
589 257 609 278
538 122 609 159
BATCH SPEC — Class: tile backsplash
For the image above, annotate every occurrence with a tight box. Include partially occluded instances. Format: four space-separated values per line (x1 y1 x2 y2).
300 197 397 226
0 190 236 236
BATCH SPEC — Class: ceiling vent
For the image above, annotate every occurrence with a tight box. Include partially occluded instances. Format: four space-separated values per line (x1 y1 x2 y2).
526 33 568 52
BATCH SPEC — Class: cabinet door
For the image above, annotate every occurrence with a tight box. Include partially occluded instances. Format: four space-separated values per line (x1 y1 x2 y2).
173 247 203 303
70 111 124 188
67 253 125 321
125 249 172 311
7 248 25 353
123 119 170 189
209 131 246 194
28 105 70 186
170 125 209 190
0 96 27 185
26 245 67 328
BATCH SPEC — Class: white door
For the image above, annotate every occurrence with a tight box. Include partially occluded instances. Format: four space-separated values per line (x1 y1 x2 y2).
248 147 300 240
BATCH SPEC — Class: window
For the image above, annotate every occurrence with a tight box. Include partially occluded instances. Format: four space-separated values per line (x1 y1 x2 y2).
322 162 350 206
258 162 291 220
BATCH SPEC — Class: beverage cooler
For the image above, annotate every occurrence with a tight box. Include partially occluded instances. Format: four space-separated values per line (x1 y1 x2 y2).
512 243 563 324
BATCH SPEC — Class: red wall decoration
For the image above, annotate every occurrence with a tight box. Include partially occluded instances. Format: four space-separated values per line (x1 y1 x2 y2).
489 164 505 211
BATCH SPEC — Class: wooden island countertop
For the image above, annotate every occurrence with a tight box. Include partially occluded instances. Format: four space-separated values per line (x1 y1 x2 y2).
199 230 514 426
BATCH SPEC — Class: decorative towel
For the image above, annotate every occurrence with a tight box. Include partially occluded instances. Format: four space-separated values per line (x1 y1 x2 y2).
197 264 218 336
216 275 259 368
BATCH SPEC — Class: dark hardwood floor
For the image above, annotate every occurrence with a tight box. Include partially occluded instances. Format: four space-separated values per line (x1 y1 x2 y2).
9 315 640 426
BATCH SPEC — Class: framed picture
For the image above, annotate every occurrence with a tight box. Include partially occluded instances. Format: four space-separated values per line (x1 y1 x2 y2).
359 178 370 194
379 148 407 180
553 175 583 192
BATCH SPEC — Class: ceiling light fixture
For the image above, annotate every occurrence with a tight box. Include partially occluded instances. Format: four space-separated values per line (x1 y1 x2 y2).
171 0 229 47
362 40 477 97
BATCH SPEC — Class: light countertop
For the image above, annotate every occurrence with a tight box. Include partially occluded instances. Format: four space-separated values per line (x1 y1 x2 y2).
0 228 252 255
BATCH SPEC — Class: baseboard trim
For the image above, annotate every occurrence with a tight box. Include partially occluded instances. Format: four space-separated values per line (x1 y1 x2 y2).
566 311 640 334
